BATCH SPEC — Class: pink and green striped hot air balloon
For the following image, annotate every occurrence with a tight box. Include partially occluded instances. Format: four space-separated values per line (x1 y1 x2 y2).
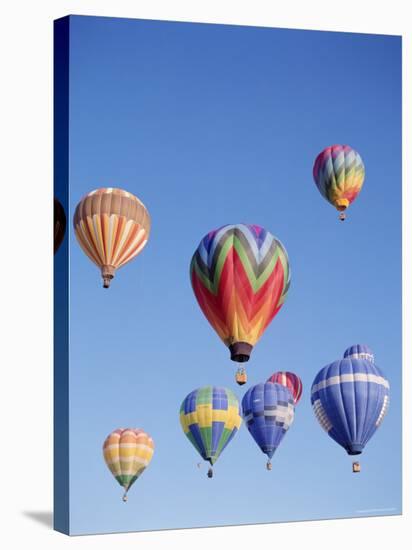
313 145 365 221
190 224 290 384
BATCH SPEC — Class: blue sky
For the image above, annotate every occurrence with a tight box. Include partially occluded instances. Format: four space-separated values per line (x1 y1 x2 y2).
61 15 401 535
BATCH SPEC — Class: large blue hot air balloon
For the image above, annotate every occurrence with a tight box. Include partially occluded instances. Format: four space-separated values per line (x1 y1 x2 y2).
311 357 389 466
343 344 375 364
242 382 295 470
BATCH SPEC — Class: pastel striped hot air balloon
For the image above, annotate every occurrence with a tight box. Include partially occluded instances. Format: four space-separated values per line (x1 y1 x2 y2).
311 358 389 472
73 187 151 288
190 224 290 384
343 344 375 364
313 145 365 221
267 371 303 404
103 428 154 501
180 386 242 478
242 382 295 470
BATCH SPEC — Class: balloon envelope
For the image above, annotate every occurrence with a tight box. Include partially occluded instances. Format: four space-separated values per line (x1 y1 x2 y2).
190 224 290 363
180 386 242 465
103 428 154 499
73 187 151 288
267 371 303 404
311 358 389 455
54 197 66 254
242 382 295 459
343 344 374 364
313 145 365 215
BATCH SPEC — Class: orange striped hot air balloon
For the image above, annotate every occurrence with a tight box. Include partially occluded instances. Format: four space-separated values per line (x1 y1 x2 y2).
73 187 151 288
103 428 155 502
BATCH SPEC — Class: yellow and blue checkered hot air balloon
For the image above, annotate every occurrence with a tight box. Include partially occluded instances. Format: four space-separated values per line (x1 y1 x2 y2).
179 386 242 478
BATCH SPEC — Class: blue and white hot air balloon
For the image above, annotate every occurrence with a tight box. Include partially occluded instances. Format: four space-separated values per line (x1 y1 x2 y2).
242 382 295 470
311 356 389 471
343 344 375 364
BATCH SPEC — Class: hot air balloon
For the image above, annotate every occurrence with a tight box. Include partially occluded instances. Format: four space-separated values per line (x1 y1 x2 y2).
343 344 374 364
267 371 303 404
73 187 151 288
103 428 154 501
190 224 290 384
180 386 242 478
313 145 365 221
242 382 295 470
311 357 389 472
54 197 66 254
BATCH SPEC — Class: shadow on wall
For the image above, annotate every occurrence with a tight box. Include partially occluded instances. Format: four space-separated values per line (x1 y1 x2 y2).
23 511 53 529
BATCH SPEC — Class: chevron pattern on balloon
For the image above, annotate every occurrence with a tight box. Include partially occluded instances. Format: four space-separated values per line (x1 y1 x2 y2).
190 224 290 351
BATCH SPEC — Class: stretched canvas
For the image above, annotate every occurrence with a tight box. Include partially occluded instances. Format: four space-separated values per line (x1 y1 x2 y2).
54 15 402 536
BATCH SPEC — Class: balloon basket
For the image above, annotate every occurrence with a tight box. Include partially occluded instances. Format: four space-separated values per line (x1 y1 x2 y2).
103 277 112 289
235 367 248 386
122 492 128 502
101 265 116 289
339 212 346 221
207 467 213 479
352 461 361 473
266 461 272 471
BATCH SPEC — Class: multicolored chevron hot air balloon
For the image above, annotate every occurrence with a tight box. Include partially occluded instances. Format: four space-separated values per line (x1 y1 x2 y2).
54 197 66 254
311 357 389 472
190 224 290 383
343 344 374 363
180 386 242 478
313 145 365 221
242 382 295 470
73 187 151 288
103 428 154 501
267 371 303 404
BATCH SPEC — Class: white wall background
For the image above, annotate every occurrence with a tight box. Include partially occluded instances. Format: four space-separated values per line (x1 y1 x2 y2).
0 1 410 548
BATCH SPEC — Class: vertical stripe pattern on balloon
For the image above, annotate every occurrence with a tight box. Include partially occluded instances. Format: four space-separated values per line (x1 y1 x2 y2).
267 371 303 404
311 358 389 455
73 187 151 286
313 145 365 210
343 344 375 363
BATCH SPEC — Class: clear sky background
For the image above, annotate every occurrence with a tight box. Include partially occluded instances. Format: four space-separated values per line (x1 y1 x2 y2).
62 15 401 535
